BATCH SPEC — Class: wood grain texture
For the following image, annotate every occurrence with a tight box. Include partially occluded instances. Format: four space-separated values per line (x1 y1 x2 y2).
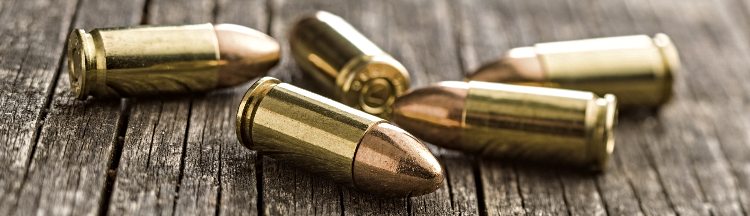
3 0 750 215
0 0 79 214
106 0 214 215
11 0 145 215
704 1 750 212
623 0 746 215
437 149 480 215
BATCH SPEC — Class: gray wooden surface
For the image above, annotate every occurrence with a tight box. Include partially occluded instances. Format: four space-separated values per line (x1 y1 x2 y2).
1 0 748 215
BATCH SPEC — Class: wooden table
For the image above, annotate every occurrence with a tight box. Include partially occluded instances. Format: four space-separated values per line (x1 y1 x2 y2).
2 0 748 215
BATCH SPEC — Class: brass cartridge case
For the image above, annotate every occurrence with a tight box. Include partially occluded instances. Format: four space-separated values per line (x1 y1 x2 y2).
392 81 617 170
236 77 443 197
67 23 280 99
469 34 679 107
290 11 410 117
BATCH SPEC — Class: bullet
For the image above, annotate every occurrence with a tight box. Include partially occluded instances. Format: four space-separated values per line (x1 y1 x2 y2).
290 11 410 118
469 34 679 107
236 77 443 197
392 81 617 170
67 23 280 99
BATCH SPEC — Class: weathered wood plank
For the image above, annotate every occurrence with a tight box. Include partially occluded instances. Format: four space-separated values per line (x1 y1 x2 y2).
694 0 750 213
700 2 750 211
613 120 675 216
437 149 480 215
261 160 342 215
106 0 214 215
10 0 145 215
173 91 231 216
342 189 409 215
172 0 268 215
706 106 750 215
0 0 79 214
475 160 524 215
1 0 749 215
107 98 191 215
623 0 746 215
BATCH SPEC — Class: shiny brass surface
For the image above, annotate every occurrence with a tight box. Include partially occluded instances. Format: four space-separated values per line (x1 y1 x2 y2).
290 11 410 118
469 34 679 107
236 77 443 196
392 81 617 170
67 23 280 99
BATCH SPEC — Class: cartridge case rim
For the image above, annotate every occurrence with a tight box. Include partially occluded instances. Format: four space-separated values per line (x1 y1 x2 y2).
338 54 410 117
67 29 97 100
588 94 617 171
653 33 679 104
236 77 280 149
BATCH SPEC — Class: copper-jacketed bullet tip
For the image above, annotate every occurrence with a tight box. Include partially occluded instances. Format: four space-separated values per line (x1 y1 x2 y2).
468 47 546 82
214 24 281 87
354 122 444 196
391 81 469 151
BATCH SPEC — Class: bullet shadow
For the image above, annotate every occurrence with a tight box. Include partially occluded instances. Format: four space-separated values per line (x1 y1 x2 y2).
289 67 336 99
617 106 663 122
477 153 603 177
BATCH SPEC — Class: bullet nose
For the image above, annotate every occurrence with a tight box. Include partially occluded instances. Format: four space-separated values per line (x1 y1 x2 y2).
353 122 444 197
390 82 468 150
214 24 280 87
